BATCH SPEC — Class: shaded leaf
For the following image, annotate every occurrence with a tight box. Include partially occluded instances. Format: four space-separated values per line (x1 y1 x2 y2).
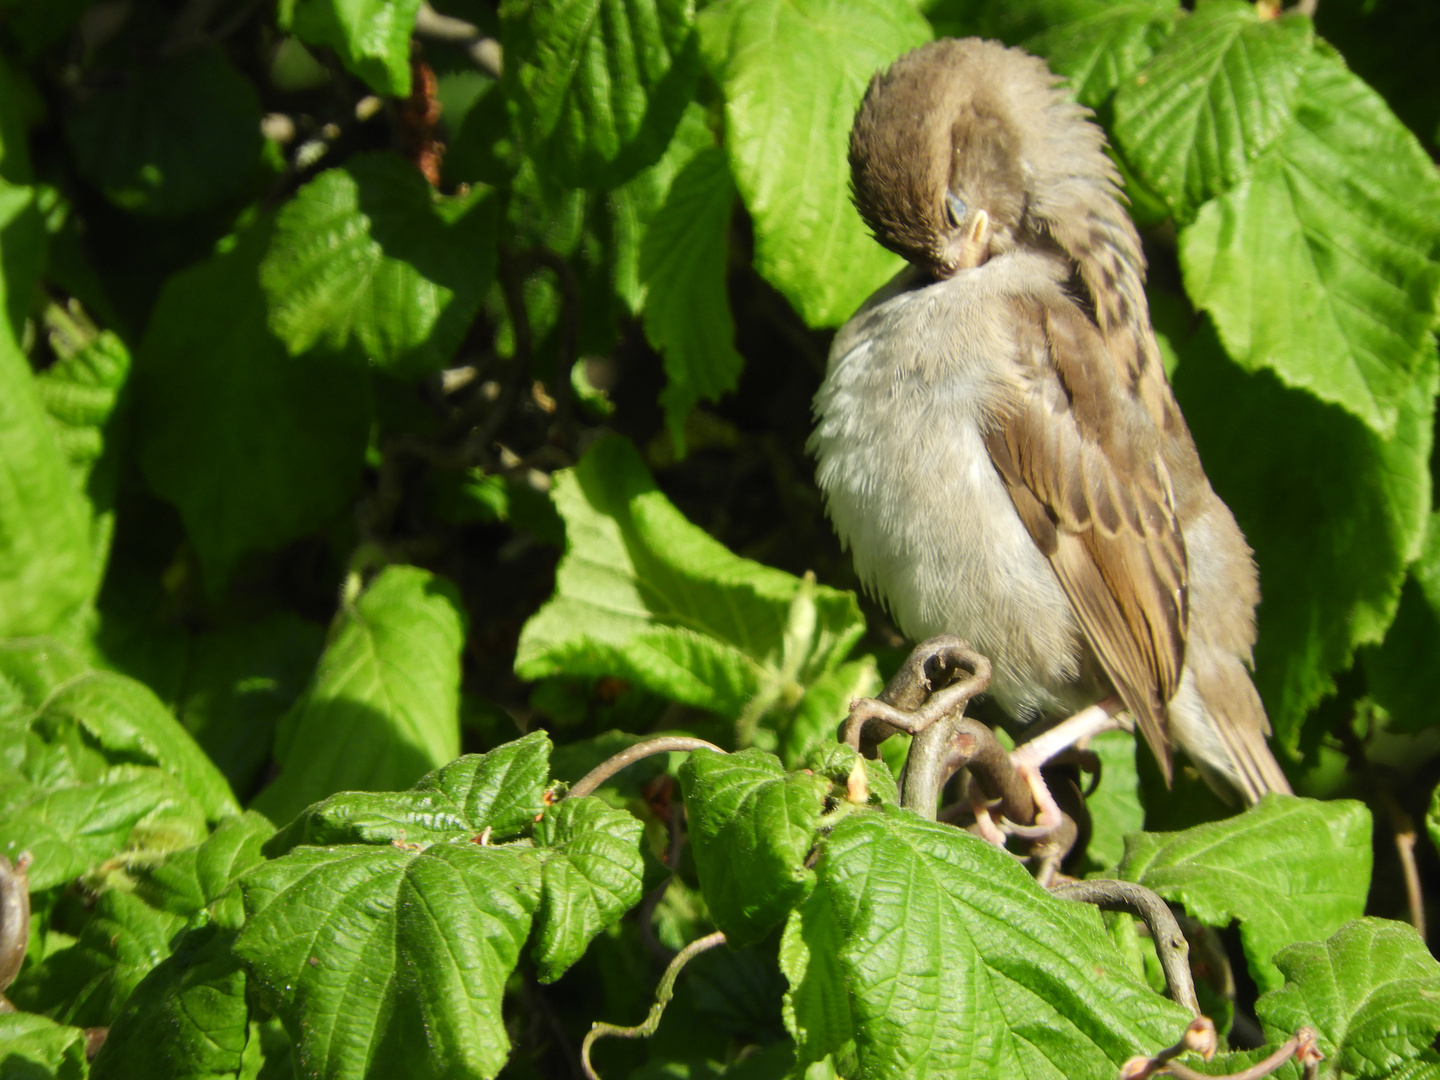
12 887 186 1027
135 811 276 930
135 223 372 589
698 0 928 326
1079 730 1143 873
261 154 500 378
255 565 467 826
90 924 252 1080
0 1012 89 1080
1117 795 1371 993
63 48 262 217
1165 308 1435 746
640 146 743 454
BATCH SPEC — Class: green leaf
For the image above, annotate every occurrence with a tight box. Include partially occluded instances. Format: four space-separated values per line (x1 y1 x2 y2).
1364 513 1440 733
1111 2 1313 219
135 811 276 930
12 887 187 1027
135 222 372 589
0 183 94 637
0 638 230 812
1166 313 1436 746
1079 730 1143 873
779 657 881 770
608 102 715 314
0 1012 89 1080
1179 48 1440 438
640 146 743 455
254 565 468 826
237 841 542 1080
29 665 238 822
265 732 551 852
698 0 929 326
679 748 828 945
786 805 1190 1077
1117 795 1372 993
1020 0 1179 109
261 154 500 378
0 768 209 891
531 795 646 981
280 0 422 96
90 924 251 1080
804 740 898 808
1255 918 1440 1080
516 436 866 736
63 47 262 217
34 329 131 583
175 614 326 799
503 0 701 187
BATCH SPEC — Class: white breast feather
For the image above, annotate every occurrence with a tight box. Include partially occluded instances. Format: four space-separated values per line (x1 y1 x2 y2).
809 253 1084 720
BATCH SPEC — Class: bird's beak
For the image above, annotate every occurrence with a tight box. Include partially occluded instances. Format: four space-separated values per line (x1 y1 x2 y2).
955 209 990 269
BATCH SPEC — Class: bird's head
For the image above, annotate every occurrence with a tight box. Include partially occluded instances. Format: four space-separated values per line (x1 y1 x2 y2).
849 38 1103 279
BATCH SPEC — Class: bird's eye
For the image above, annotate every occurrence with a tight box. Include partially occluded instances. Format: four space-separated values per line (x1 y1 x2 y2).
945 192 967 227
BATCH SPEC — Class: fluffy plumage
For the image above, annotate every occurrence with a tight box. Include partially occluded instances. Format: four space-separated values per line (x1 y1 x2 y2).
810 38 1289 801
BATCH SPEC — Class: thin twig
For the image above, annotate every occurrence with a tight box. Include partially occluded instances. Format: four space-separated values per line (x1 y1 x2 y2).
581 931 727 1080
1127 1027 1321 1080
566 737 724 801
1050 879 1199 1017
1119 1017 1217 1080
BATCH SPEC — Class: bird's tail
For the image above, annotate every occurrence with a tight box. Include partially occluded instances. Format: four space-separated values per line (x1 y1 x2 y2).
1169 642 1291 805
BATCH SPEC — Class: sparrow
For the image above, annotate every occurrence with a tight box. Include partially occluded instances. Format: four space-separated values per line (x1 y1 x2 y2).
808 38 1290 803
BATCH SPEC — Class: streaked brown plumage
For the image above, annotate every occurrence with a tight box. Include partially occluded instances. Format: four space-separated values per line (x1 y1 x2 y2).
810 38 1290 801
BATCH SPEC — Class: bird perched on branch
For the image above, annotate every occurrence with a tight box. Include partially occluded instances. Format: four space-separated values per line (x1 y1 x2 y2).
809 38 1290 803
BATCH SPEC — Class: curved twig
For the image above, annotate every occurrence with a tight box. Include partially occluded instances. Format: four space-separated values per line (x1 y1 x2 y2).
565 737 724 801
1125 1025 1321 1080
580 931 727 1080
1050 879 1199 1017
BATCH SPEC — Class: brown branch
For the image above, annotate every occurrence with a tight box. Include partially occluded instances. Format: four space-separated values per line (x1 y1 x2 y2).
565 737 724 801
1050 879 1199 1017
1127 1026 1322 1080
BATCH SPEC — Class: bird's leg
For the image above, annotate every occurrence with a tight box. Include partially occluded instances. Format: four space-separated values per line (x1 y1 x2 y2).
1009 697 1129 773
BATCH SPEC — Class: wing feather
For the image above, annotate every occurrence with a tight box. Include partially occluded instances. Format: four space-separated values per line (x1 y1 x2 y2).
986 297 1187 778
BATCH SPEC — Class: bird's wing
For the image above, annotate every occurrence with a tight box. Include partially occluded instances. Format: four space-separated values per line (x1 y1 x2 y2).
985 295 1188 779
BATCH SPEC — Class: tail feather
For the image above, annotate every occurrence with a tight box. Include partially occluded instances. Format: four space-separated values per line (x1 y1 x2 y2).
1169 642 1289 805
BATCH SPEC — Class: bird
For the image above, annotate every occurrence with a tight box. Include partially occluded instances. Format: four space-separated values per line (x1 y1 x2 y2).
808 37 1290 804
